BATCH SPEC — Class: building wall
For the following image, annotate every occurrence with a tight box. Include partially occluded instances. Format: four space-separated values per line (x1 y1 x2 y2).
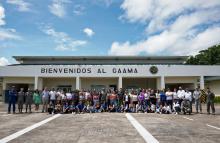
165 76 198 90
3 77 34 90
165 76 198 84
3 77 34 84
1 65 220 77
43 78 76 90
206 80 220 96
81 78 118 90
122 78 156 89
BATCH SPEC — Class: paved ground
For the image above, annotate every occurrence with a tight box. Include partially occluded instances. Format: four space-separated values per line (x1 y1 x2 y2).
0 103 219 143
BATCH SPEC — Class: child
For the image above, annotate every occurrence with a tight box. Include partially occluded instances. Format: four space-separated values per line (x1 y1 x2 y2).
166 105 172 114
70 102 75 114
48 103 53 114
150 104 156 113
87 103 95 113
76 101 84 114
155 104 162 114
55 103 62 113
161 104 172 114
173 101 181 114
109 104 116 112
63 102 70 114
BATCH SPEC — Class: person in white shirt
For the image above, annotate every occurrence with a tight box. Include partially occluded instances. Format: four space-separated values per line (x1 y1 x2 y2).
177 86 185 109
49 88 56 114
184 88 192 113
193 88 202 113
173 88 178 100
66 91 72 104
173 101 181 114
165 88 173 110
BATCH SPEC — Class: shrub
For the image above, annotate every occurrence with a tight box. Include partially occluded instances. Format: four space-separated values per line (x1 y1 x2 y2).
214 96 220 103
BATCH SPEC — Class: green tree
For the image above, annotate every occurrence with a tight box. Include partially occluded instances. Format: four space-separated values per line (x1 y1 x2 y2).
185 44 220 65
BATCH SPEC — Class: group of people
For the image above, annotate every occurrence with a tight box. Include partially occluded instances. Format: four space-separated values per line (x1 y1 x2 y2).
7 86 216 115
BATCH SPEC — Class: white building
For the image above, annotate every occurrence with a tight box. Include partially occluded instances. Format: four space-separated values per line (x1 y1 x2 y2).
0 56 220 101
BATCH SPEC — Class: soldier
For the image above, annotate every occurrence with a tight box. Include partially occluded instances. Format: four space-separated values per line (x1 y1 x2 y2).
25 88 33 113
17 88 25 113
8 86 17 114
206 88 215 115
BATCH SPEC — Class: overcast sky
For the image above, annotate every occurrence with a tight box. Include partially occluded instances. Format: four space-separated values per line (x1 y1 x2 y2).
0 0 220 65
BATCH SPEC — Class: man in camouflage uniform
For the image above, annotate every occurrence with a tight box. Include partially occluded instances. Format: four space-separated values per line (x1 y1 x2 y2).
25 88 33 113
17 88 25 113
206 88 215 115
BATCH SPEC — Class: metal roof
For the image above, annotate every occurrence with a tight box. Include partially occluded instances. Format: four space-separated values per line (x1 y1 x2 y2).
13 56 188 65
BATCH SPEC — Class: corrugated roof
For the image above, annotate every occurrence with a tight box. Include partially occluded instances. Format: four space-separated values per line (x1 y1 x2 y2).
13 56 188 65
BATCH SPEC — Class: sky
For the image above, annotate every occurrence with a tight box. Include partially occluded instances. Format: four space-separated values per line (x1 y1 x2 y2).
0 0 220 66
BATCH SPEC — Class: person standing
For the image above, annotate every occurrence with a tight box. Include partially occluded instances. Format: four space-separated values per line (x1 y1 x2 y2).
41 88 49 113
49 88 56 114
8 86 17 114
138 89 145 111
93 91 100 108
155 90 160 107
173 88 178 101
165 88 173 110
118 88 124 107
149 90 156 112
123 91 130 111
184 88 193 113
56 89 62 105
160 89 166 106
177 87 185 108
193 88 202 113
25 88 33 113
33 89 41 111
17 88 25 113
206 88 215 115
130 90 138 112
144 89 150 110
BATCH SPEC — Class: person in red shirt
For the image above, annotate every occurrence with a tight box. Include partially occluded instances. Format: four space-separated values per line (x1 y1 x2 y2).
109 90 117 108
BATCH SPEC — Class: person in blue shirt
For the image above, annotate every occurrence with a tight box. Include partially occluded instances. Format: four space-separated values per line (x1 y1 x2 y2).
160 89 166 106
8 86 17 114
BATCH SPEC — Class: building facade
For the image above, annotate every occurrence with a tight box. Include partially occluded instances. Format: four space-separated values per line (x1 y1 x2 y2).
0 56 220 101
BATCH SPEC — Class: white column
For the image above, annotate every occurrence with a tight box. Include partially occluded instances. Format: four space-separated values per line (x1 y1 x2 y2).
160 76 165 90
156 77 161 89
76 77 81 90
38 77 43 91
200 76 204 89
34 76 38 90
2 81 6 90
2 81 6 102
118 76 122 89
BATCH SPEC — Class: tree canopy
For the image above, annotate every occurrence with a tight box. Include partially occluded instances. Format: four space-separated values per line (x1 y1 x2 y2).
185 44 220 65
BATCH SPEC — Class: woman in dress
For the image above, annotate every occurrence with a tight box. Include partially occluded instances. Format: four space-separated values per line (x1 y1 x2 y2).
33 89 41 112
